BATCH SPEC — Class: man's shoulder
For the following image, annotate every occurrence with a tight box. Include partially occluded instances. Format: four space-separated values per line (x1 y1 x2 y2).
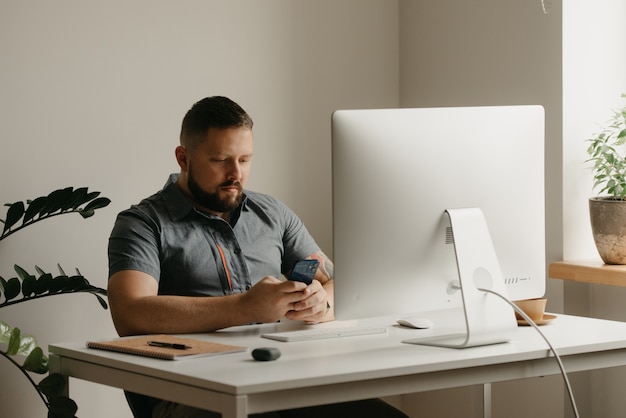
244 190 288 211
122 188 166 213
118 180 188 222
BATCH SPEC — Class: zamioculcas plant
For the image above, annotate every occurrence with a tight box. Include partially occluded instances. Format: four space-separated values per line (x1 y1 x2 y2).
0 187 110 418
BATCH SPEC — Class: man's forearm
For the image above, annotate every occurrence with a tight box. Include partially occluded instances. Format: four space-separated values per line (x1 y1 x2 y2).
112 293 248 336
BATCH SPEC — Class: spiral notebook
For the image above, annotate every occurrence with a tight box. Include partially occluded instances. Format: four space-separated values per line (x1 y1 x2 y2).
86 334 246 360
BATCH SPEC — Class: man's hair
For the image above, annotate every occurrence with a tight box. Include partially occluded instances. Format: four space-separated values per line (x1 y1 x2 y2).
180 96 253 150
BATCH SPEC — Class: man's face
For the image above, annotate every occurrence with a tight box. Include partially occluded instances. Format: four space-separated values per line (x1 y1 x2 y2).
180 126 253 216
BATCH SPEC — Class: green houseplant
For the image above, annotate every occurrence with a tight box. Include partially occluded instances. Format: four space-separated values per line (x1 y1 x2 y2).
586 94 626 264
0 187 110 418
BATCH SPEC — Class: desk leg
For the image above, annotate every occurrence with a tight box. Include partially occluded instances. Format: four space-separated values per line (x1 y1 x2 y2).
221 395 248 418
483 383 491 418
48 354 70 397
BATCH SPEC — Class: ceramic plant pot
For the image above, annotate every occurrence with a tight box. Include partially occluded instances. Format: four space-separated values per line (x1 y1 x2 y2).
589 197 626 264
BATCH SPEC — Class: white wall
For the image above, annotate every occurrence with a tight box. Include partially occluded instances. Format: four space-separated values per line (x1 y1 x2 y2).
563 1 626 417
398 1 564 417
0 2 398 417
563 0 626 262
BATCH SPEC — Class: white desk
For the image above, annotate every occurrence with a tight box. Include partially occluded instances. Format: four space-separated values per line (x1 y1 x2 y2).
49 313 626 418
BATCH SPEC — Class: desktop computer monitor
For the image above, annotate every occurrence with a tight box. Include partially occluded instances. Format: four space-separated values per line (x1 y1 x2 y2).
331 105 545 327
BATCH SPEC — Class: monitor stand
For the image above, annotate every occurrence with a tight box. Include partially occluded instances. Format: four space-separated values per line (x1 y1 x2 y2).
403 208 517 348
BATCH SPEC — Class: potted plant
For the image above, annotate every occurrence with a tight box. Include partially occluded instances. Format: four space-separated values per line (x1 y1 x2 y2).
0 187 109 417
586 94 626 264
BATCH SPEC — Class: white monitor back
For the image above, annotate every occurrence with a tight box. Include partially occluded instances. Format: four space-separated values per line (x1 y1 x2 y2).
331 105 545 320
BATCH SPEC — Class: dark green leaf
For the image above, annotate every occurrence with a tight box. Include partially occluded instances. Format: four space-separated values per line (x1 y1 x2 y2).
0 321 12 344
83 190 100 203
49 275 70 293
94 293 109 309
43 188 73 215
39 373 67 399
14 264 30 281
2 201 25 235
78 209 94 219
35 273 54 294
23 346 48 374
91 286 107 295
68 275 88 291
3 277 21 300
48 395 78 418
22 196 48 224
16 332 38 356
7 327 21 355
59 187 78 211
82 197 111 213
15 265 36 297
69 188 100 209
68 187 87 209
22 274 36 297
57 264 67 276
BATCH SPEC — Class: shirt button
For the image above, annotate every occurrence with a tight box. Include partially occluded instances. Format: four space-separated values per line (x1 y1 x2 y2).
245 285 251 291
234 248 242 255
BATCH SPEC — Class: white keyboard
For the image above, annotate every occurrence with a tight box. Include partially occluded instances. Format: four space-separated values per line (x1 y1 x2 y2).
261 326 388 342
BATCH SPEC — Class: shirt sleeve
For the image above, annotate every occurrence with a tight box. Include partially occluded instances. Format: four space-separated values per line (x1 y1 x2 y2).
108 208 162 281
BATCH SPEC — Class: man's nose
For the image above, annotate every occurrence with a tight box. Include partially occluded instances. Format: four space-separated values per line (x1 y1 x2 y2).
227 161 242 180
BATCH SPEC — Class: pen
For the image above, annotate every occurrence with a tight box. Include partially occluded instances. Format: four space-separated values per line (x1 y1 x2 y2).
147 341 191 350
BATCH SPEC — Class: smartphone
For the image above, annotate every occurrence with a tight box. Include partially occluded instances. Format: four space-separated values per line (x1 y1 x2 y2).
288 259 319 285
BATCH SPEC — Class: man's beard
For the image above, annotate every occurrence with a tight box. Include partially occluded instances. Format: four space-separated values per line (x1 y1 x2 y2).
187 167 243 213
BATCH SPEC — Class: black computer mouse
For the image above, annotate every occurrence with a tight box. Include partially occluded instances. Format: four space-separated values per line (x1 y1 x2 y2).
251 347 281 361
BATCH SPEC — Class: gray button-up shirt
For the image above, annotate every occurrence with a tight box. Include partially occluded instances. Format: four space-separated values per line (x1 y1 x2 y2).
108 174 319 297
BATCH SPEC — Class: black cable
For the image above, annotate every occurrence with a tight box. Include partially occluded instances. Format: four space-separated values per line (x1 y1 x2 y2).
477 287 580 418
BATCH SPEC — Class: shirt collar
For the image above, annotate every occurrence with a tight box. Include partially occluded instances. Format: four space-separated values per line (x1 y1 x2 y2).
161 173 248 223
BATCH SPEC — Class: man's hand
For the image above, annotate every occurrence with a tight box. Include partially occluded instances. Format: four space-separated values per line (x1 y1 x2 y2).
239 277 310 323
284 279 331 323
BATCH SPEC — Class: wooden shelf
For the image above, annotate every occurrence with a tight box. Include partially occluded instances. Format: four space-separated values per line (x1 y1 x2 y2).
549 260 626 287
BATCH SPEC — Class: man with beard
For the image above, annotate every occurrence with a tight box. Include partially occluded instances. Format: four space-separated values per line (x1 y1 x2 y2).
107 96 408 418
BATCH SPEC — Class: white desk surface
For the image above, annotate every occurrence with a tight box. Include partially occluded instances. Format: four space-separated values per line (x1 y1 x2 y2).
49 313 626 418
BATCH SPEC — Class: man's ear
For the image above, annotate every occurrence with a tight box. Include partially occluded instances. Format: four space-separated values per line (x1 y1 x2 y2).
175 146 189 171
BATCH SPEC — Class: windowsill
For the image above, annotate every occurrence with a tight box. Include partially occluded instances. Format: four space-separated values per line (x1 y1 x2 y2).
549 260 626 287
